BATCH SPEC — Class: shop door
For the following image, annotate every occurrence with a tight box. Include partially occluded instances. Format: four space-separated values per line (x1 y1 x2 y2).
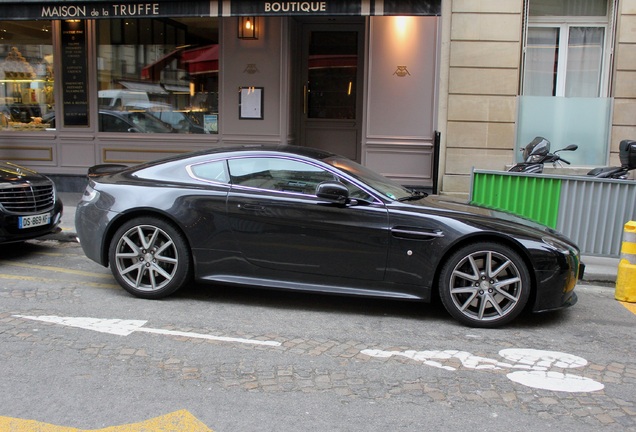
299 23 364 161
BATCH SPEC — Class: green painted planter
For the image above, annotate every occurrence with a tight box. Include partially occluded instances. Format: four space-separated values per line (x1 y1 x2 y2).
470 171 562 228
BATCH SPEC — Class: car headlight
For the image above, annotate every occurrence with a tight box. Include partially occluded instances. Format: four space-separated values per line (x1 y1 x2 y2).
542 236 574 255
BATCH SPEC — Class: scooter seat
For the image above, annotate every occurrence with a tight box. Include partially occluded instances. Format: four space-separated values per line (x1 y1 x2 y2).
587 166 623 177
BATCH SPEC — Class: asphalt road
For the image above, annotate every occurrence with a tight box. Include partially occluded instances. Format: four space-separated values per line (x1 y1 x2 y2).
1 237 635 431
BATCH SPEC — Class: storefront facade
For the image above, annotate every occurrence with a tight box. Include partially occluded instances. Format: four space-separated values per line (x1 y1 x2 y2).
0 0 442 192
1 0 634 195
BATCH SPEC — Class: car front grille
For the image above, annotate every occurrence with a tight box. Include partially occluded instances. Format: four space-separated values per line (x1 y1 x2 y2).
0 183 55 213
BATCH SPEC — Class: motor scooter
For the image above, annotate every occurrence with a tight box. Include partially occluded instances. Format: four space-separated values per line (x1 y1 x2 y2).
586 139 636 179
508 136 578 173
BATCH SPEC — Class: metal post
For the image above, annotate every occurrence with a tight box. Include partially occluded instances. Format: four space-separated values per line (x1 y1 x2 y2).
616 221 636 302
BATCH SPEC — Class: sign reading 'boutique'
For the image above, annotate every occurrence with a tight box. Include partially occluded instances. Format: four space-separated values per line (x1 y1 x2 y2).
234 1 360 15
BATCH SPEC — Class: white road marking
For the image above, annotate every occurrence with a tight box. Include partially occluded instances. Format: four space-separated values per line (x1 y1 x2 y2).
361 347 604 393
13 315 281 347
11 315 604 392
506 370 605 393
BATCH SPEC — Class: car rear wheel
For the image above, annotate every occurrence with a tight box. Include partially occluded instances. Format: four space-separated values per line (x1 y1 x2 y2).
438 242 531 328
108 217 191 299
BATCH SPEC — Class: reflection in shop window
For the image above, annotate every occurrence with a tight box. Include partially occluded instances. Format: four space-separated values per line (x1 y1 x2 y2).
97 18 219 133
0 21 54 132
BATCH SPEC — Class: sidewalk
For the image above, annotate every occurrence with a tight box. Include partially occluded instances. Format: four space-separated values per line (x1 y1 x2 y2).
56 192 619 285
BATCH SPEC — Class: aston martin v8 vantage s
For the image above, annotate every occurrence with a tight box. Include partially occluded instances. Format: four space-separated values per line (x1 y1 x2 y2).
0 161 63 243
75 145 583 328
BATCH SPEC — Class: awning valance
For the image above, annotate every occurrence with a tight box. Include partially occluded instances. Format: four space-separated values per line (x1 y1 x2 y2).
0 0 441 20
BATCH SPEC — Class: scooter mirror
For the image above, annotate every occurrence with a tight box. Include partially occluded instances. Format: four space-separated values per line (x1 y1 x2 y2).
563 144 578 151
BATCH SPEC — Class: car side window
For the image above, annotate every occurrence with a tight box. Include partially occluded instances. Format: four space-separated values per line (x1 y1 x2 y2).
340 178 375 202
228 157 336 195
189 160 229 183
100 113 133 132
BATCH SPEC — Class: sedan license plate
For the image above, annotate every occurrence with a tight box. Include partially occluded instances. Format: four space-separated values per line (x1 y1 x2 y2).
18 213 51 229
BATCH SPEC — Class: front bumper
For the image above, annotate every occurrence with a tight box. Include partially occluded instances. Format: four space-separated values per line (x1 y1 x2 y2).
0 200 63 243
531 245 583 313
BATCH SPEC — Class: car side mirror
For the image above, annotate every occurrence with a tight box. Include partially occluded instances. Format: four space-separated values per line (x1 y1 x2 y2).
316 181 349 204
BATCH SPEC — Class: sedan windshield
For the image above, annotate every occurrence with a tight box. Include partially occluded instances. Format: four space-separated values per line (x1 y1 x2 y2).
324 156 414 201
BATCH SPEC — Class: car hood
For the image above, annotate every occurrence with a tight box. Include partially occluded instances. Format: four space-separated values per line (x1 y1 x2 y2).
405 194 567 239
0 161 47 183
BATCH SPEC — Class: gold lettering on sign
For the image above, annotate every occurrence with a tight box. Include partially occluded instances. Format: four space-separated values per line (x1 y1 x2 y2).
264 2 327 13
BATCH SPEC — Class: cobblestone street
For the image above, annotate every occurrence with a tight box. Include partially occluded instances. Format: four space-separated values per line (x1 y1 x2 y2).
1 238 635 431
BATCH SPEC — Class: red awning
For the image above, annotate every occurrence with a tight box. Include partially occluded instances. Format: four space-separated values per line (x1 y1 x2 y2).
183 45 219 75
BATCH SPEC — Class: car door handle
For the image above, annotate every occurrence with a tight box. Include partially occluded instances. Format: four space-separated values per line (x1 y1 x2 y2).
238 203 265 211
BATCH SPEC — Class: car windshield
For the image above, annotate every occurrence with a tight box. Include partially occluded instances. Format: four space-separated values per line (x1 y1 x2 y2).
324 156 414 201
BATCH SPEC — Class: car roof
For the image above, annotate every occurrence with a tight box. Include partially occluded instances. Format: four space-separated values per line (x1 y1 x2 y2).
147 144 337 167
92 145 342 185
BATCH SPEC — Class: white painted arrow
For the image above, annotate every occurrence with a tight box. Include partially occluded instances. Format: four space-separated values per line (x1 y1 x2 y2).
13 315 281 347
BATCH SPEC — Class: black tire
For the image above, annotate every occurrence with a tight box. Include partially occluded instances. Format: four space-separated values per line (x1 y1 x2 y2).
108 216 191 299
438 242 531 328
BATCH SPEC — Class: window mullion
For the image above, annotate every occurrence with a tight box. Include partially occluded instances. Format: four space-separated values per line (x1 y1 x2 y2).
555 24 569 96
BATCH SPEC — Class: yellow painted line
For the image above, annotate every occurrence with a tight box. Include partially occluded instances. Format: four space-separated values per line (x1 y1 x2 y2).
620 301 636 315
0 274 119 289
35 252 84 258
0 410 213 431
0 260 112 279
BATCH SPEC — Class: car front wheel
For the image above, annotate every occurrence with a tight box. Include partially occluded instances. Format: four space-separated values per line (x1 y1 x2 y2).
108 217 191 299
438 242 531 328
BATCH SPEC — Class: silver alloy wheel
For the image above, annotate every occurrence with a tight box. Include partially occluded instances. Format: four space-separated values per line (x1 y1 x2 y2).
113 224 179 292
448 249 523 323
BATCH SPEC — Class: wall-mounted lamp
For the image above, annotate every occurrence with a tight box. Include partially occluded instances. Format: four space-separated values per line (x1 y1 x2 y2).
238 16 258 40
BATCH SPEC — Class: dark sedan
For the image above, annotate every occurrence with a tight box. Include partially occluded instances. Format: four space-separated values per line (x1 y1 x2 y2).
75 145 583 328
0 161 63 243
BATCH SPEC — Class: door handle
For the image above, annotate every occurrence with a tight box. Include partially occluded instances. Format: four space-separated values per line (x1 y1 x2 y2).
303 84 308 115
238 203 265 212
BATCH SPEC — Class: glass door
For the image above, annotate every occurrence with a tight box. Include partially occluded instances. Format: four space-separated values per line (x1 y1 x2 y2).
299 22 364 161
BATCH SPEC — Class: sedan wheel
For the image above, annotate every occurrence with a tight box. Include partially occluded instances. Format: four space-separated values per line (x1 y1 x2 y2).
108 217 191 299
439 242 530 328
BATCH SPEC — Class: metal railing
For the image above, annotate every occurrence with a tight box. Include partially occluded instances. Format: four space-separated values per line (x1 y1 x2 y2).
470 169 636 257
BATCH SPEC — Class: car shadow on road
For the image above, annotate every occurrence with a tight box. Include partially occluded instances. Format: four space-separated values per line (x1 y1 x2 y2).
173 281 569 329
177 281 447 321
1 239 74 258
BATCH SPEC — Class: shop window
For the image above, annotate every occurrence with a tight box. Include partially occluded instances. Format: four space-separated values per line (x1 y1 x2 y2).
97 18 219 134
0 21 54 132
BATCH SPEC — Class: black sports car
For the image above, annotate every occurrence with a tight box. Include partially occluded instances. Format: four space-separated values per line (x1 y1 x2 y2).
76 145 583 328
0 161 63 243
